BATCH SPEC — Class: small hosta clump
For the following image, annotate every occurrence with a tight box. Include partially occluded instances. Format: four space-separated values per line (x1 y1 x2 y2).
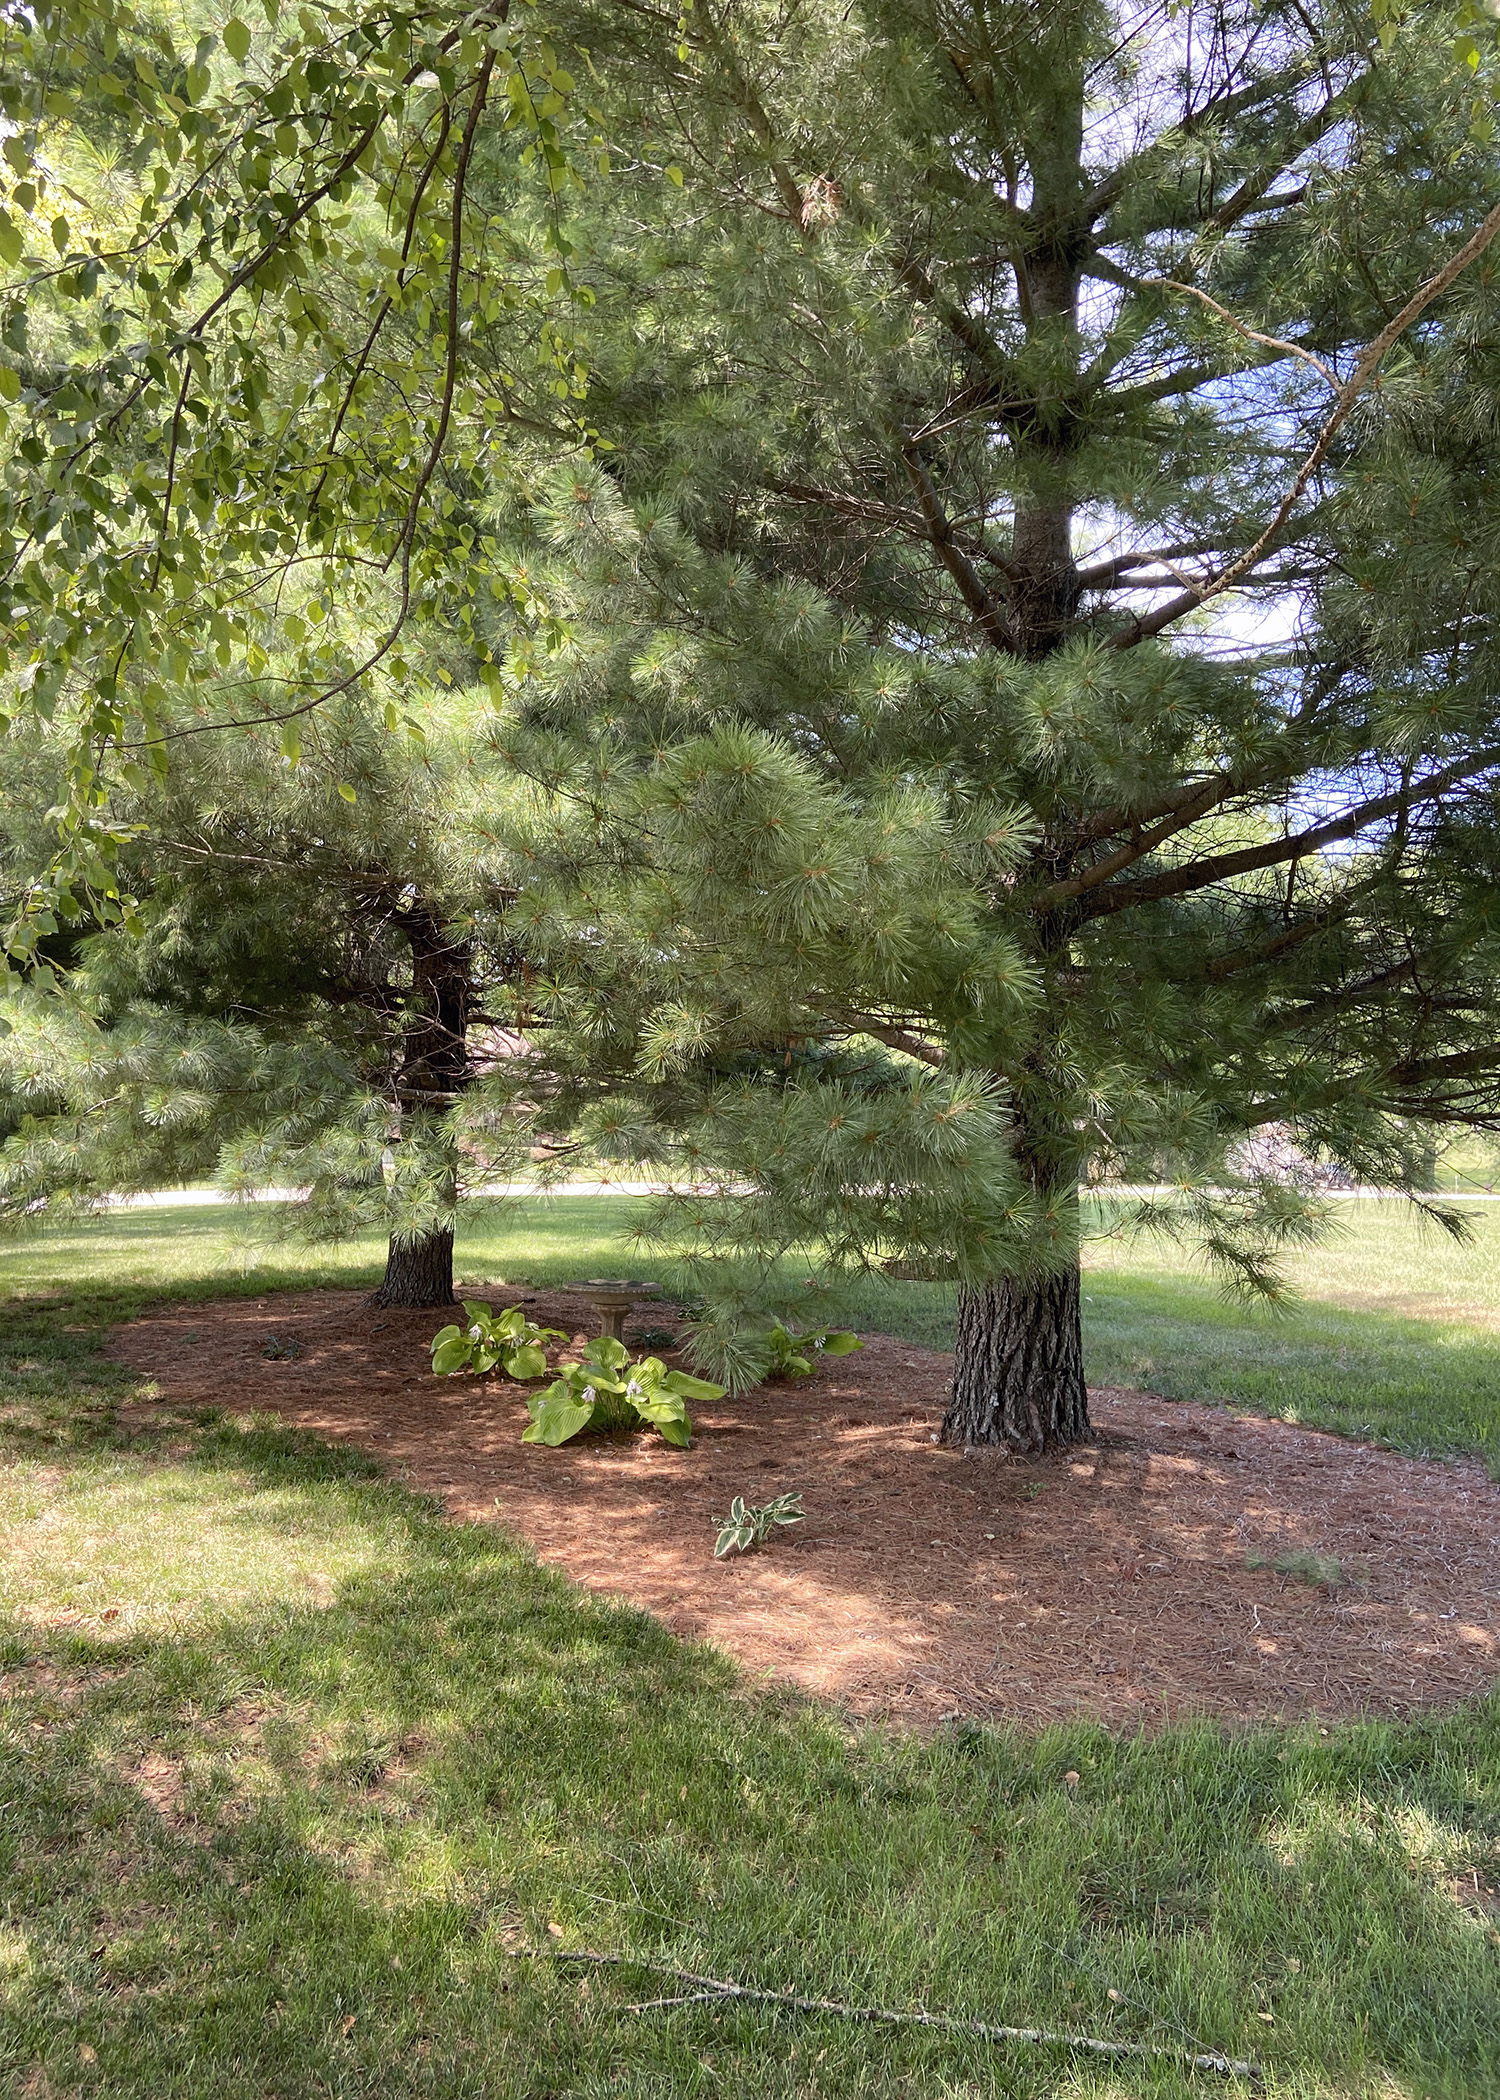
430 1303 566 1380
522 1336 723 1448
765 1324 863 1379
684 1314 863 1393
629 1325 680 1352
261 1336 302 1360
714 1492 806 1558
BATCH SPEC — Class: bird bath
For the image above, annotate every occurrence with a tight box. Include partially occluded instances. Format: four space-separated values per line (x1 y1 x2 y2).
574 1280 662 1342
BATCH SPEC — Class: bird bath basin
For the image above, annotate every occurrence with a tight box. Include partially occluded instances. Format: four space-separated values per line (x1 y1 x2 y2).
574 1280 662 1342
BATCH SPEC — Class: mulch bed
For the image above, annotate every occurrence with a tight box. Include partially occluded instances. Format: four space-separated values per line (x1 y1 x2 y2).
107 1286 1500 1729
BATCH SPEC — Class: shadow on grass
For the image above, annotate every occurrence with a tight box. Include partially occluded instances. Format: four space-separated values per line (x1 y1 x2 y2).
1 1376 1500 2100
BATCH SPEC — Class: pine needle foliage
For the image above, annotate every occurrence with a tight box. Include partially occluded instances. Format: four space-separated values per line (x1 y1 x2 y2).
462 0 1500 1443
0 697 539 1278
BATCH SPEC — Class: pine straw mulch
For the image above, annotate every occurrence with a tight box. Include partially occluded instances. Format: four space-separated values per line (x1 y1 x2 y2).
106 1285 1500 1731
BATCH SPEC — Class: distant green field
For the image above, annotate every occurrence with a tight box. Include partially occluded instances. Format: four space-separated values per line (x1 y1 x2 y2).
1080 1197 1500 1471
1 1190 1496 1469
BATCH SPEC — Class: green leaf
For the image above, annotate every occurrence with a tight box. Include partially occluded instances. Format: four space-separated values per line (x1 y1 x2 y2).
522 1384 596 1444
0 212 22 266
628 1389 689 1427
818 1331 863 1356
662 1370 725 1400
432 1337 472 1375
222 18 252 61
504 1343 548 1380
585 1335 630 1371
337 782 357 803
0 368 20 402
665 164 684 186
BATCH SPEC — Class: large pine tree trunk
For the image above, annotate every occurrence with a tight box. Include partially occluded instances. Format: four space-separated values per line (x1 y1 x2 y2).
940 1265 1089 1454
371 1226 456 1308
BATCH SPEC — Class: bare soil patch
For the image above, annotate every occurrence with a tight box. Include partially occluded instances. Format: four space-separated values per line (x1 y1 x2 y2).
108 1287 1500 1728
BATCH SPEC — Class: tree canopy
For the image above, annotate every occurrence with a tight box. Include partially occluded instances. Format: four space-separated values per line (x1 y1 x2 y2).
468 0 1500 1437
6 0 1500 1440
0 696 542 1299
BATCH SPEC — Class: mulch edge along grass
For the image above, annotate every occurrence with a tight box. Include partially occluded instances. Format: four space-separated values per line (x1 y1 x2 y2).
2 1266 1500 2096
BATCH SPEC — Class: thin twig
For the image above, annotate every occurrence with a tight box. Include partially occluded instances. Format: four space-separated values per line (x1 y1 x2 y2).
390 47 497 568
514 1947 1264 2081
1140 278 1337 385
1114 197 1500 647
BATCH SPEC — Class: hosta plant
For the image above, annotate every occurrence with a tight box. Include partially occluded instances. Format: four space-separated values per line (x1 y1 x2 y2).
684 1314 865 1393
765 1325 863 1380
521 1336 724 1448
431 1303 566 1381
715 1492 806 1558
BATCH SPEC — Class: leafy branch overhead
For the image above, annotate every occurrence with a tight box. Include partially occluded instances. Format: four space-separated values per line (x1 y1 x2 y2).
0 0 595 964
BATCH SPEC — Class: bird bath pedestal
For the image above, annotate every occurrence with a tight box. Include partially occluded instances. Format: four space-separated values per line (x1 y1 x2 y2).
575 1280 661 1343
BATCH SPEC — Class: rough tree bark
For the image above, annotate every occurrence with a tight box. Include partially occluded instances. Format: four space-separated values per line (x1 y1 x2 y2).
940 1265 1088 1453
372 1224 457 1308
370 896 473 1309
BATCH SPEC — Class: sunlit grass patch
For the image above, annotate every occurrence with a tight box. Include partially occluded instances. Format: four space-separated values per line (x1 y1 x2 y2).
4 1368 1499 2098
1 1420 409 1640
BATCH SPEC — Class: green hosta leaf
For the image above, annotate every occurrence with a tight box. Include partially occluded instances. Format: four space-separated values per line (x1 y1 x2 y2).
504 1342 548 1379
818 1331 863 1357
627 1387 692 1433
522 1382 597 1445
660 1368 725 1401
584 1334 630 1372
713 1490 805 1554
432 1304 562 1379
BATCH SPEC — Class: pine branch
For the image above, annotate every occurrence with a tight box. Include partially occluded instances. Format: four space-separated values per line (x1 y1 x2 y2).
1073 750 1500 922
902 454 1014 653
1111 197 1500 648
831 1011 947 1067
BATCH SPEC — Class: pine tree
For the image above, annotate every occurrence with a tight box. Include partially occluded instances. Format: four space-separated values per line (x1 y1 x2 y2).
0 698 533 1305
469 0 1500 1445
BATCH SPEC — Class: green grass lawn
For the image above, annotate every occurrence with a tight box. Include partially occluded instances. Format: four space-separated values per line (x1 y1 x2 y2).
4 1249 1500 2100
